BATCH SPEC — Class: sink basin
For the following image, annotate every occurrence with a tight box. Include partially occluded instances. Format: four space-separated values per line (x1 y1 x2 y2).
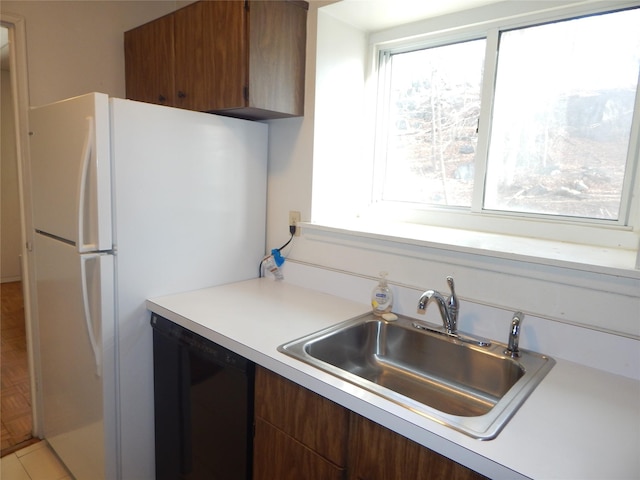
278 313 554 439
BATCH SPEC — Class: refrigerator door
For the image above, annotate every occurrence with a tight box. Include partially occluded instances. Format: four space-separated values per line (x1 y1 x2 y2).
30 93 112 251
34 233 116 480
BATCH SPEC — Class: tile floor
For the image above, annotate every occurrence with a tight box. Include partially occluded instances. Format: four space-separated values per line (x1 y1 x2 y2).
0 441 72 480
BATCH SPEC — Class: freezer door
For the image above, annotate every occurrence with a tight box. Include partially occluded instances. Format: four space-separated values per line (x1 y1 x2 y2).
29 93 112 251
34 233 116 480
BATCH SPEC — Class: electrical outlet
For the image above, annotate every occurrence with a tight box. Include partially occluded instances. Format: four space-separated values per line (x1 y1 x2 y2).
289 210 301 236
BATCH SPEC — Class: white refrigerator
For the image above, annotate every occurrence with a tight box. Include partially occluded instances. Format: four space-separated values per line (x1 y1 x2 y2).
28 93 267 480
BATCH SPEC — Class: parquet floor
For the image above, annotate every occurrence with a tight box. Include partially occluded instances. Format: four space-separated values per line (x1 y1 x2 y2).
1 281 34 456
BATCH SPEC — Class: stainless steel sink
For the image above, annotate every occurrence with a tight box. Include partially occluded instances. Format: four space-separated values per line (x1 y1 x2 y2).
278 313 555 439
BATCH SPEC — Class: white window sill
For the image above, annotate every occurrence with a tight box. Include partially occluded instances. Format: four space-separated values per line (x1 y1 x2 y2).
302 220 640 281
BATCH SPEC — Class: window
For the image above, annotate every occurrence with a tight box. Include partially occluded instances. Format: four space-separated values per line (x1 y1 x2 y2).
379 39 485 208
376 8 640 229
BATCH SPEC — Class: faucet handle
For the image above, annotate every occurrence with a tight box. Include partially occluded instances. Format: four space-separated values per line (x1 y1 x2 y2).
445 276 459 333
446 276 458 313
505 311 524 358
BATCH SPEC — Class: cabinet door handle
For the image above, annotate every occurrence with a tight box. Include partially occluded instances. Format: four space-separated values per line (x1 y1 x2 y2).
158 94 166 102
177 91 187 99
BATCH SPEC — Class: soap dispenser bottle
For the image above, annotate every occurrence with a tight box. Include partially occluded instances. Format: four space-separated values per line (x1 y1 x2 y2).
371 272 393 316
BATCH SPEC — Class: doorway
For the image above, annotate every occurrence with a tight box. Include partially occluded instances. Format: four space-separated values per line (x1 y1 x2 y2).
0 17 39 456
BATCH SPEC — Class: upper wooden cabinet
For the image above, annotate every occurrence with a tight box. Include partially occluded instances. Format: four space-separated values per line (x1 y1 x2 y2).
124 0 308 120
124 13 176 106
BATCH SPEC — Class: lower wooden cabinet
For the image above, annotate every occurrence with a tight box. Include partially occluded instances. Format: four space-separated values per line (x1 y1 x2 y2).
254 366 486 480
254 366 350 466
348 415 488 480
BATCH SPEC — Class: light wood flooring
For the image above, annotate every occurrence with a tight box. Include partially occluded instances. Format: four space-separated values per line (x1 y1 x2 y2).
1 281 35 456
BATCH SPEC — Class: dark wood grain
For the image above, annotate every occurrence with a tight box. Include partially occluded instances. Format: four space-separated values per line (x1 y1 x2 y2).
253 418 346 480
255 365 350 467
124 0 307 120
174 1 246 112
348 415 488 480
124 13 175 106
247 0 307 116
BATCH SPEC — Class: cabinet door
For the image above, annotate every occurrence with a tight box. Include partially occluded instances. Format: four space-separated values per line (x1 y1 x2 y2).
174 1 247 112
124 14 175 106
255 366 350 467
349 415 487 480
253 418 346 480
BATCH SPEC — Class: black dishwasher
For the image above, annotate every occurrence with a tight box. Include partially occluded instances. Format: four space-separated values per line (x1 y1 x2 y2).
151 313 254 480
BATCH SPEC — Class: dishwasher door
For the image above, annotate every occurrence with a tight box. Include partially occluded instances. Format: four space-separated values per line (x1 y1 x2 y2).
151 314 254 480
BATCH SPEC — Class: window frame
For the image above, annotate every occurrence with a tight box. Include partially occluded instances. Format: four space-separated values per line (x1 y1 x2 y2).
366 5 640 252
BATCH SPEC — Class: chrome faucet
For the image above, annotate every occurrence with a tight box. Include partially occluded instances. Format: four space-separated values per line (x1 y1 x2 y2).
418 276 458 334
505 311 524 358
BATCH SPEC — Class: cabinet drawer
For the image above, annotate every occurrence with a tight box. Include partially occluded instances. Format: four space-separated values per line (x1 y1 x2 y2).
255 366 349 467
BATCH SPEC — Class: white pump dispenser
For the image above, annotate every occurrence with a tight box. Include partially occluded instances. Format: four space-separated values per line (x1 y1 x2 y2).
371 271 393 316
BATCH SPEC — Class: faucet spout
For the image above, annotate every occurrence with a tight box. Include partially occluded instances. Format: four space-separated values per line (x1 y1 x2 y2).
415 276 491 347
418 283 457 335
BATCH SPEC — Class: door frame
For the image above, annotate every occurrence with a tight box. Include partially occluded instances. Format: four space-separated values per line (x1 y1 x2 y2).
1 11 42 437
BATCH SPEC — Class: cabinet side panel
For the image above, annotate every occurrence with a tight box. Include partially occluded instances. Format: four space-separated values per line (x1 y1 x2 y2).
255 366 349 467
124 15 175 106
248 1 307 115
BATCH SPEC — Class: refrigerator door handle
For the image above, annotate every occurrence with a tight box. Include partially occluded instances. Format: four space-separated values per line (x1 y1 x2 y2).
80 253 102 376
77 116 96 253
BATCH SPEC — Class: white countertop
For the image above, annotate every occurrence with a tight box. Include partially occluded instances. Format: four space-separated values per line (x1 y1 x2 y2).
147 278 640 480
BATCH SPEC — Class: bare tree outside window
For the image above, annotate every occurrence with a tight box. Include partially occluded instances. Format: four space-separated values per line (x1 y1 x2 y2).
382 40 485 207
